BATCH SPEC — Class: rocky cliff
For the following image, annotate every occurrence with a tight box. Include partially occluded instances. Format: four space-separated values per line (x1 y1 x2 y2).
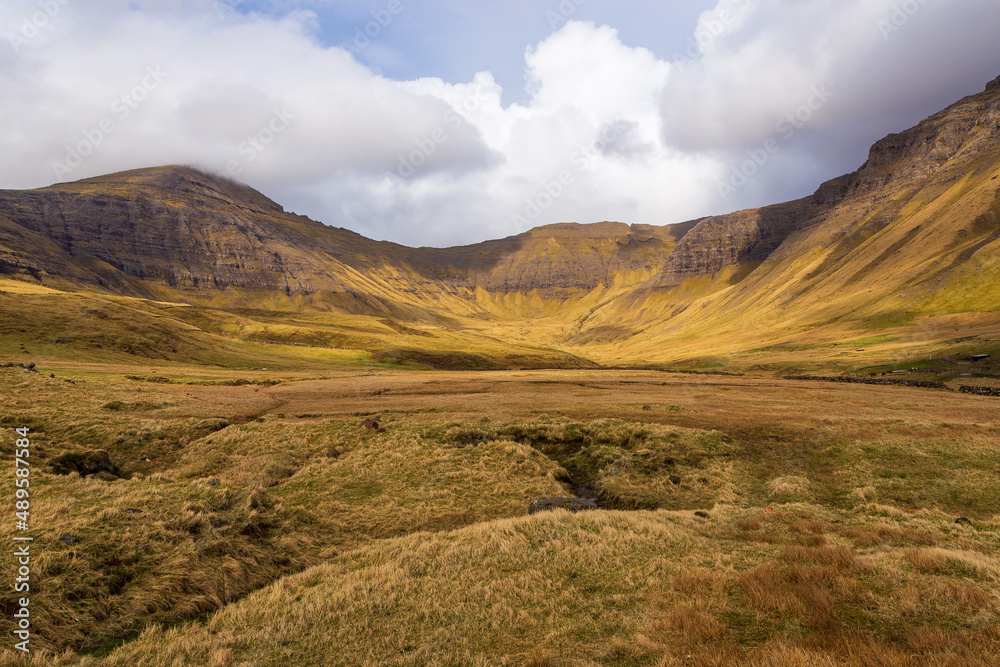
0 169 693 303
0 168 361 293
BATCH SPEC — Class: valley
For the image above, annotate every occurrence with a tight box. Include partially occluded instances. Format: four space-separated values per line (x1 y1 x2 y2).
1 75 999 666
1 367 998 664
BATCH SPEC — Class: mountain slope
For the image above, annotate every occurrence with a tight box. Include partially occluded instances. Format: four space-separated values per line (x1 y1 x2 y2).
2 76 1000 370
559 76 1000 368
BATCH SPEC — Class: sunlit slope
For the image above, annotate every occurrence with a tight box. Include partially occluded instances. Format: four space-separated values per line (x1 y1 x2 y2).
0 280 598 371
572 79 1000 366
578 159 1000 367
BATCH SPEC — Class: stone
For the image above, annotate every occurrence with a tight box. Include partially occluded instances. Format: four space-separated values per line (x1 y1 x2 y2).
59 534 78 544
326 448 342 459
642 405 652 411
668 475 682 485
207 478 220 486
528 497 598 515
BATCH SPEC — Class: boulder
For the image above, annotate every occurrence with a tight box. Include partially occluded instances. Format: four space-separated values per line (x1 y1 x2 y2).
360 418 385 433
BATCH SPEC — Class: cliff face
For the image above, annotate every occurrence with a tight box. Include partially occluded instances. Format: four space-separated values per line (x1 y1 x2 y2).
853 83 1000 199
0 168 359 294
456 222 693 296
0 169 693 302
0 167 678 302
656 199 814 288
654 172 859 288
0 163 832 300
655 76 1000 289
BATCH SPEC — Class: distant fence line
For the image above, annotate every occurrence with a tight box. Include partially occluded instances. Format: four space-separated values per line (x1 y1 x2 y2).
780 375 954 391
958 385 1000 397
779 374 1000 396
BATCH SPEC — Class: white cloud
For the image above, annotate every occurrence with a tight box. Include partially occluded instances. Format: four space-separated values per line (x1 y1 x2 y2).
661 0 1000 206
0 2 498 186
1 1 999 247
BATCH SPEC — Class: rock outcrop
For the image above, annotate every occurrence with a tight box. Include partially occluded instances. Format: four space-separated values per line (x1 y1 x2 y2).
0 167 366 294
655 75 1000 288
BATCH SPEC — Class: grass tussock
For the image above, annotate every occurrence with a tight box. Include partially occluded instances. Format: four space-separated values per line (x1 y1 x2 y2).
71 507 1000 666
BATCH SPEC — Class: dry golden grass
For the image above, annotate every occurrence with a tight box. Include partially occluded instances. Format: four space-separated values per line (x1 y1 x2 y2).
73 505 1000 666
766 475 814 502
2 367 1000 665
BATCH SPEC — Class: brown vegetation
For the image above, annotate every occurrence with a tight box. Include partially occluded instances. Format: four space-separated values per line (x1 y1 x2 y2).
0 366 998 665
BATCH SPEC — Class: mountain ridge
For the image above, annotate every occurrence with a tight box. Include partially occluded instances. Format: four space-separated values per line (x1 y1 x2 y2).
2 75 1000 369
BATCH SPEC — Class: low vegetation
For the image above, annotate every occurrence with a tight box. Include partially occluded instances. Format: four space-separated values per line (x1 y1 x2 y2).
83 506 1000 666
1 366 998 664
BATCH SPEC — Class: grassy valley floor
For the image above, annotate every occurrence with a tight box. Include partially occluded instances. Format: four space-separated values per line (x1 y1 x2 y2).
0 367 998 665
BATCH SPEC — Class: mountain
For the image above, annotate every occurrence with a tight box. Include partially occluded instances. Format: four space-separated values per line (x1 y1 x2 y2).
0 168 692 305
3 76 1000 370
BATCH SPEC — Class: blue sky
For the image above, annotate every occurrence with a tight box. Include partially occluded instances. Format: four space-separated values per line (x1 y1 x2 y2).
313 0 717 104
3 0 1000 246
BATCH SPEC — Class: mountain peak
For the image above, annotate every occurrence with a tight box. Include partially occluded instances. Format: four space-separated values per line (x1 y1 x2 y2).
988 74 1000 92
54 165 285 214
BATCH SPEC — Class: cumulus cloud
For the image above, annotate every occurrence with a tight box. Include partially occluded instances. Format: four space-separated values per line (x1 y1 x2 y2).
1 0 999 246
1 2 500 191
663 0 1000 205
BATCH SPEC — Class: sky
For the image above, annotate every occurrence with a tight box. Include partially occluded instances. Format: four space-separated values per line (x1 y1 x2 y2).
2 0 1000 247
